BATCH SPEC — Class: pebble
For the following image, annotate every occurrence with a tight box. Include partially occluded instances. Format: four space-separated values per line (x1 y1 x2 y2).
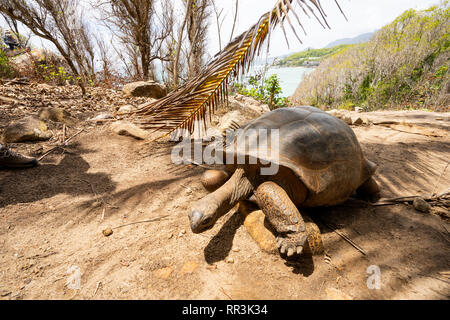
413 197 431 213
225 257 234 264
102 228 114 237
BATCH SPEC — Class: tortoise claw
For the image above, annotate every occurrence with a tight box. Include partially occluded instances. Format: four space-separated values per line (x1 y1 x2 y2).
277 232 307 257
287 247 295 257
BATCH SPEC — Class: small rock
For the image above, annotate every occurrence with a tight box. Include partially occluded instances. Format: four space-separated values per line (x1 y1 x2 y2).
363 117 371 125
102 228 113 237
116 105 138 114
178 229 186 237
1 116 52 143
110 121 150 140
168 233 173 239
413 197 431 213
225 257 234 264
342 115 353 125
38 107 75 125
180 261 198 275
122 81 167 98
154 266 173 280
355 107 363 113
90 113 114 121
327 109 343 119
352 117 364 125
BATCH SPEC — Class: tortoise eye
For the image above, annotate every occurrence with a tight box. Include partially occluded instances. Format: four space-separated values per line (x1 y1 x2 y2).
202 217 212 225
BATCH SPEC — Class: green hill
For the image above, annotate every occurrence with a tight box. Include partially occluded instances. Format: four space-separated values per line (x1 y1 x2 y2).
276 45 350 67
291 3 450 111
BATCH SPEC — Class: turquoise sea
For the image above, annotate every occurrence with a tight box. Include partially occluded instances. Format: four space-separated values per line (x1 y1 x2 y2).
244 66 316 98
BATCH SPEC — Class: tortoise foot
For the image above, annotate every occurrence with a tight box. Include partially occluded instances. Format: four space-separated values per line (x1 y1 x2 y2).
276 231 308 257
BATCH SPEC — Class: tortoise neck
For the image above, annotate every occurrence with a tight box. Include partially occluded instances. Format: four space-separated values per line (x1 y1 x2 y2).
213 168 254 216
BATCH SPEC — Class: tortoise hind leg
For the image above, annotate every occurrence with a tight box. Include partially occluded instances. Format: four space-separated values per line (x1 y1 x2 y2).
254 181 309 257
356 177 380 203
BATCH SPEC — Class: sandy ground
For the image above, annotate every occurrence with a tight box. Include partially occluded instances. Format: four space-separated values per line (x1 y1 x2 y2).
0 90 449 299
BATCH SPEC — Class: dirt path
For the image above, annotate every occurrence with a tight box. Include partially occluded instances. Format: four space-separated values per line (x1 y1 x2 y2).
1 103 449 299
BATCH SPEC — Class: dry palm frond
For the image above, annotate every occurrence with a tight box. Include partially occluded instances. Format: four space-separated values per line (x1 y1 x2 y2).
132 0 345 138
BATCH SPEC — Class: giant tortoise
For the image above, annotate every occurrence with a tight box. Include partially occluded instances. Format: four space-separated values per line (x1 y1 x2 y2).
189 106 380 257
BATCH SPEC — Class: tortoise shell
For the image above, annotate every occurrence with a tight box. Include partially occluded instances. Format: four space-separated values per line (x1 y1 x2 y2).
229 106 376 206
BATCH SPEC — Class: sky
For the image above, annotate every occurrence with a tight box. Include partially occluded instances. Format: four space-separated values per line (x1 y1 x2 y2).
205 0 439 58
1 0 440 60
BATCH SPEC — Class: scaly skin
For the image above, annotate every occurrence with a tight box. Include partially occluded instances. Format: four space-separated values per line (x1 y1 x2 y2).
254 181 308 257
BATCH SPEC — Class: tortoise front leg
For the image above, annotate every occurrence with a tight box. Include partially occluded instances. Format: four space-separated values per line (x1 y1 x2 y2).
200 169 230 192
254 181 308 257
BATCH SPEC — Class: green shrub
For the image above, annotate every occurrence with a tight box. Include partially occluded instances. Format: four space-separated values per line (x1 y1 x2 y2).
0 50 14 78
233 74 289 110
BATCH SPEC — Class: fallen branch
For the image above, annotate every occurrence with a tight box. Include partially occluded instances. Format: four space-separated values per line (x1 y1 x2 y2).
372 192 449 207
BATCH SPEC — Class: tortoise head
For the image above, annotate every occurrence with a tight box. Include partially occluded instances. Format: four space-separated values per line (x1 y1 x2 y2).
189 196 223 233
189 168 254 233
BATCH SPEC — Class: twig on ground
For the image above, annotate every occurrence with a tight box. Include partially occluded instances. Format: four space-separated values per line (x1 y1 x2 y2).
372 192 450 207
113 215 169 229
180 183 194 193
37 146 63 161
93 281 102 296
431 161 449 197
220 287 233 300
320 220 367 256
62 124 66 145
38 129 85 161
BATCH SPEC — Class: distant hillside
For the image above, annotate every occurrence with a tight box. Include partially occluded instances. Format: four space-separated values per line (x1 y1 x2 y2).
324 32 375 48
292 4 449 111
275 44 349 67
275 32 375 68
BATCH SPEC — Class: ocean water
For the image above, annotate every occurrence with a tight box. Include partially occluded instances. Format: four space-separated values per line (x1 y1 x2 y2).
244 66 316 98
265 67 315 97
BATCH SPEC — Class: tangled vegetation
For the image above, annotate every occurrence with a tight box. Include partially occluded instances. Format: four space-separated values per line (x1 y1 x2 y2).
292 3 450 111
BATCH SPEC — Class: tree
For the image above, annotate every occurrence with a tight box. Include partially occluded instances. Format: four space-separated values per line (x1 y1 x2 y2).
0 0 96 94
96 0 174 81
185 0 211 79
